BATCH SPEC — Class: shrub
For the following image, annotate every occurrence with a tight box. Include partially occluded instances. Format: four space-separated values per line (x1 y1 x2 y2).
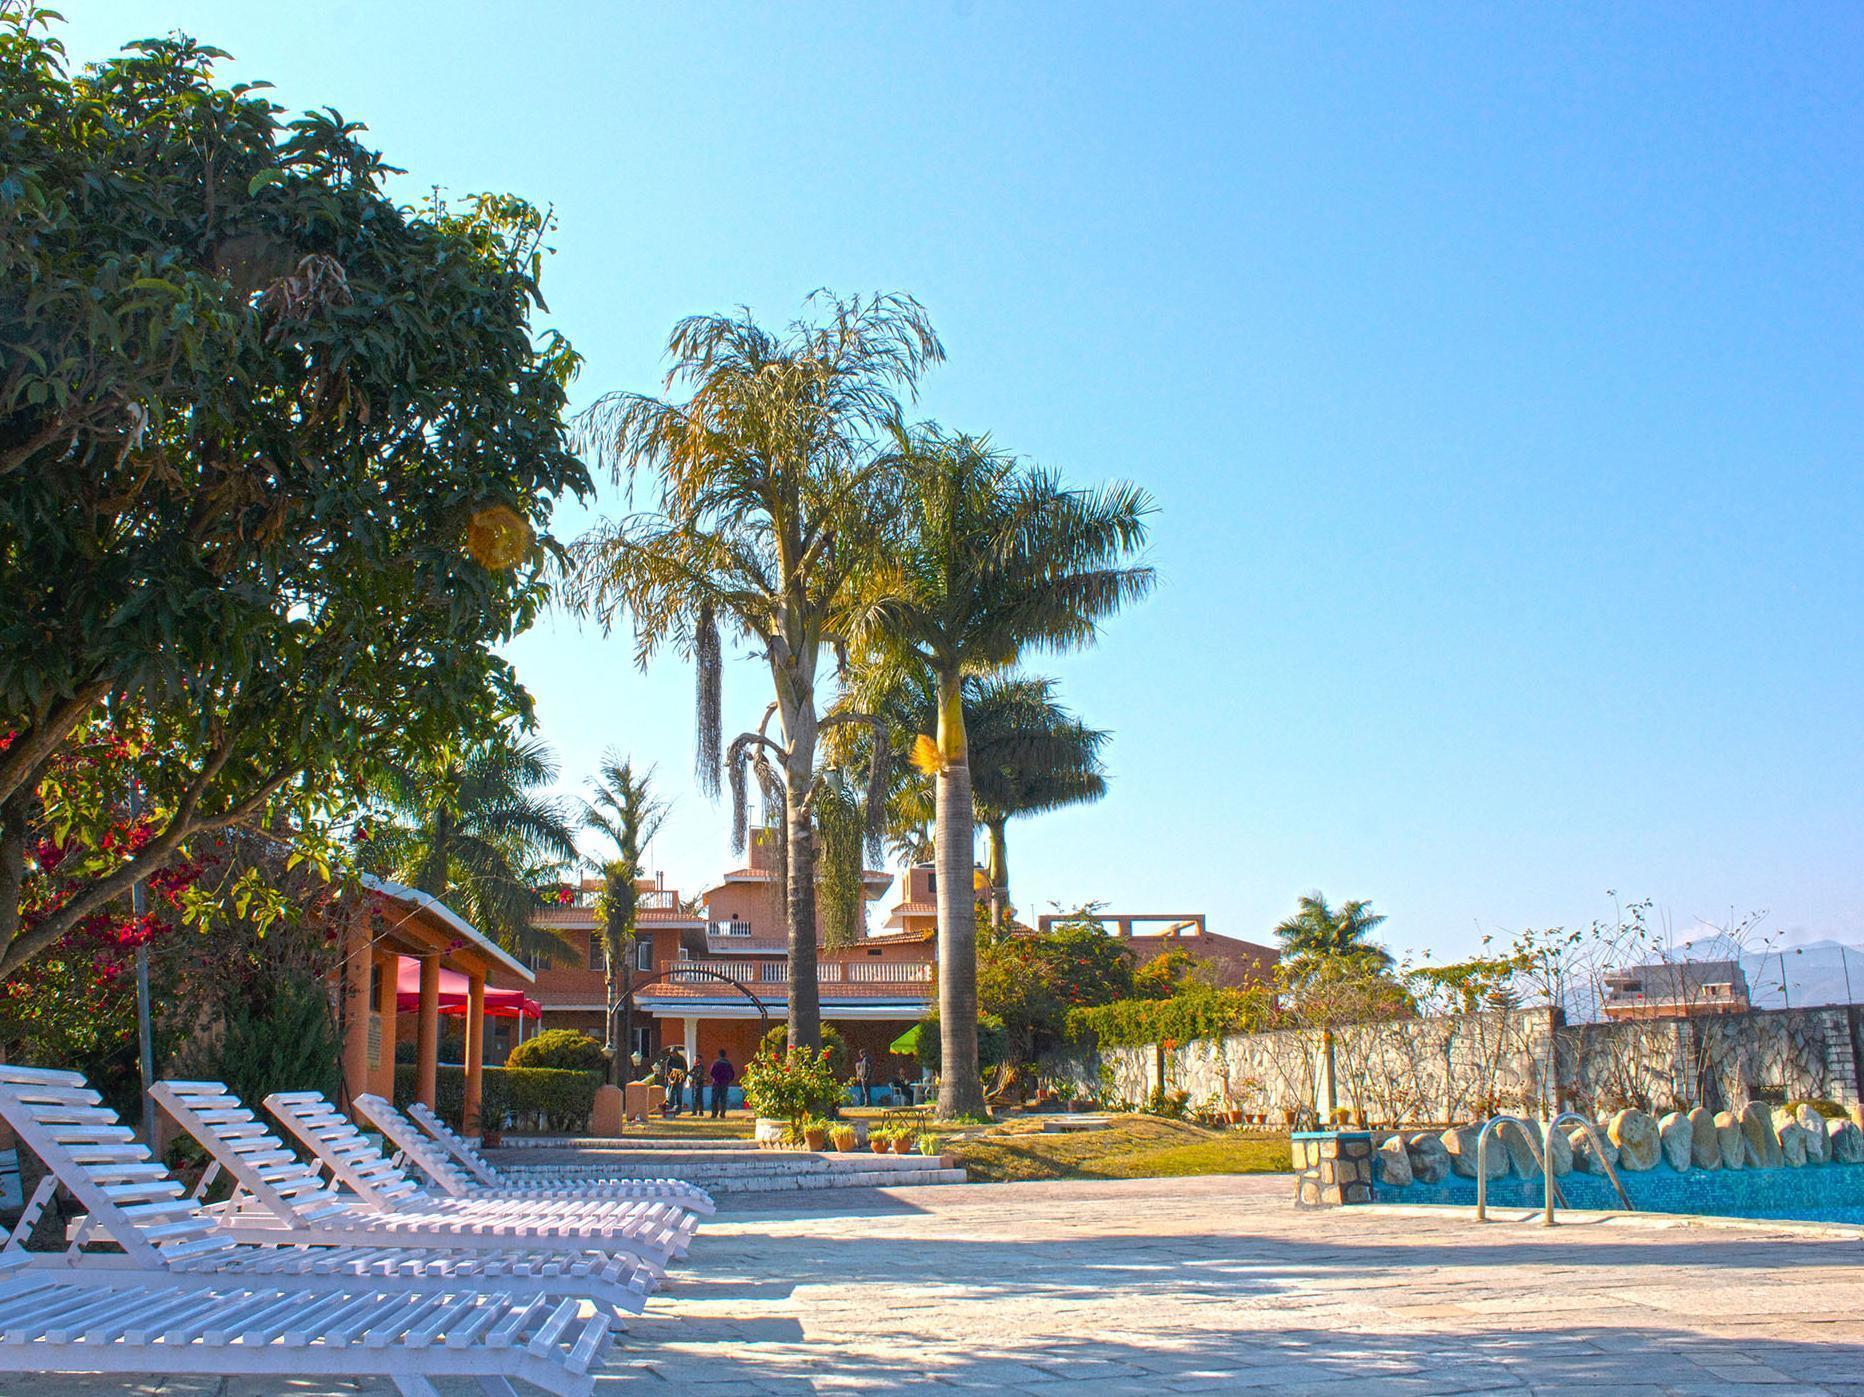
740 1047 844 1128
1788 1098 1849 1120
1067 982 1274 1049
915 1132 940 1156
914 1011 1008 1072
196 975 340 1111
759 1022 848 1076
506 1028 607 1074
393 1063 600 1134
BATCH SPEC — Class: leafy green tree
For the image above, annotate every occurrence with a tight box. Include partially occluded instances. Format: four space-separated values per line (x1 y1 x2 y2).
0 13 587 976
566 294 938 1048
365 732 578 960
851 425 1153 1116
1274 893 1393 969
579 755 666 1081
975 912 1135 1062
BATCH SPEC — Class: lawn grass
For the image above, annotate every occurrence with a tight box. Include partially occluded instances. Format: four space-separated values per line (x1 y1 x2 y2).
941 1114 1292 1184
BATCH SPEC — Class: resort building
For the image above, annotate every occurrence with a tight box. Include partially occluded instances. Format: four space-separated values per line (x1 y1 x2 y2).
527 833 936 1081
1033 911 1279 989
1601 959 1753 1020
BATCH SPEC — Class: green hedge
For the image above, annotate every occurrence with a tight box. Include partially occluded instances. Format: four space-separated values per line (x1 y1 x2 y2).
1067 983 1273 1049
393 1063 600 1135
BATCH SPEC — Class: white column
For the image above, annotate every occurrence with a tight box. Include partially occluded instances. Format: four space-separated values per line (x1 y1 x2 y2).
684 1017 699 1062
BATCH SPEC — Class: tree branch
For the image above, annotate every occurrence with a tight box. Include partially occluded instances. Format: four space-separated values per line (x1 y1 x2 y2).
0 680 112 807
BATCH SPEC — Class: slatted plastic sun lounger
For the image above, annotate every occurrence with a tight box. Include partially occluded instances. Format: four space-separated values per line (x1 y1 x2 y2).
0 1067 653 1322
150 1080 691 1270
359 1093 715 1214
0 1251 613 1396
266 1090 700 1254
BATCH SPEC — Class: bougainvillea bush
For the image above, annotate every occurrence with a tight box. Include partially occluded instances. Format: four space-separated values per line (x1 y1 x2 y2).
740 1046 845 1129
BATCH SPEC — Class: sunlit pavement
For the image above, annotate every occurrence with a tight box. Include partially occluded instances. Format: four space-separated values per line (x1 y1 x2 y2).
14 1173 1864 1393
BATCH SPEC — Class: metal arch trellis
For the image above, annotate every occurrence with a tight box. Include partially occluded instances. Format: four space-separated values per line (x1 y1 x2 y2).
608 967 773 1032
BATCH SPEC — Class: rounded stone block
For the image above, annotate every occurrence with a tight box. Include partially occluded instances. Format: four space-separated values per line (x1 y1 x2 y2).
1713 1111 1746 1171
1441 1125 1507 1180
1657 1112 1692 1171
1497 1121 1542 1179
1404 1131 1452 1185
1777 1121 1809 1167
590 1083 624 1137
1794 1106 1831 1164
1687 1107 1721 1170
1828 1119 1864 1164
1566 1123 1618 1175
1608 1109 1660 1172
1376 1136 1413 1186
1542 1121 1573 1176
1740 1101 1783 1169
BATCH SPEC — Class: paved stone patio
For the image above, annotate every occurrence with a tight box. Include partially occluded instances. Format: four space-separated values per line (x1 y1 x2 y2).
11 1173 1864 1393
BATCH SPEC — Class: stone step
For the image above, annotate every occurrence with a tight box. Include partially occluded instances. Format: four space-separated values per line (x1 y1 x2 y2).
484 1145 965 1193
499 1136 766 1152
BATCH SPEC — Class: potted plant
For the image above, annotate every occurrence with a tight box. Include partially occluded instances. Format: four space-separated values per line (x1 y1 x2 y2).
829 1123 857 1152
471 1106 510 1150
802 1118 830 1151
915 1132 940 1157
890 1129 913 1155
870 1127 894 1154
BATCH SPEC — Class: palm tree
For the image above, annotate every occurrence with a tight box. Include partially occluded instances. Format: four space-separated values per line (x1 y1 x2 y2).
854 672 1109 926
566 293 940 1048
1274 892 1392 967
850 426 1153 1116
366 731 579 961
580 755 668 1083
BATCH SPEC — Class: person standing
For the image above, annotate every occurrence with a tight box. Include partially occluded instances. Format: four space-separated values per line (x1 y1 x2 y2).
709 1048 736 1119
665 1047 687 1117
853 1050 873 1108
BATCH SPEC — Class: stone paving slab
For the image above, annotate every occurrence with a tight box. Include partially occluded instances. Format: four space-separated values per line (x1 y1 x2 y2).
7 1174 1864 1393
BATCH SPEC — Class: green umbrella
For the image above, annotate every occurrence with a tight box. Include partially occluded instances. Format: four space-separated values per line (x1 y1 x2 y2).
888 1023 923 1056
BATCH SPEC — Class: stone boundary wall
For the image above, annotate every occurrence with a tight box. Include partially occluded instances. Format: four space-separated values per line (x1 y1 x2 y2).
1046 1004 1862 1122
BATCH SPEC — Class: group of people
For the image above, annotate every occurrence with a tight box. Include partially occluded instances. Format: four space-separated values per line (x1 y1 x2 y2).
644 1045 917 1117
646 1047 738 1118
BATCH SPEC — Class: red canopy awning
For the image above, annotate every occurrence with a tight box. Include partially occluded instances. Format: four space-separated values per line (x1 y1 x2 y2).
396 956 539 1020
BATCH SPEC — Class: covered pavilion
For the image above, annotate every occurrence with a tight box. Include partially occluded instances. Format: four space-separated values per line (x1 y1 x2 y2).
342 875 534 1132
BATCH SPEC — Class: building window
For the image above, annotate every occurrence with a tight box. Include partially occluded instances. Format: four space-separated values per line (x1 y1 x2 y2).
927 872 936 894
635 940 653 973
588 934 604 971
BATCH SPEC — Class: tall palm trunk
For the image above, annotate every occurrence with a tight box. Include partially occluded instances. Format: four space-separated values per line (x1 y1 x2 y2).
782 701 820 1051
934 669 985 1117
984 817 1009 929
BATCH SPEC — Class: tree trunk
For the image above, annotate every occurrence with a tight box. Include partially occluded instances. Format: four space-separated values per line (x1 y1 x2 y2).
984 817 1009 929
784 722 821 1051
934 668 985 1118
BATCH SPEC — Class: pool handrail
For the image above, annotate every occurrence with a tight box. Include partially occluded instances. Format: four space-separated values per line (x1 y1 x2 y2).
1474 1112 1632 1225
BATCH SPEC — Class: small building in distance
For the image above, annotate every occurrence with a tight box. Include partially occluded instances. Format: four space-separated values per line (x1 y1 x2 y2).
1601 959 1752 1020
1032 911 1279 990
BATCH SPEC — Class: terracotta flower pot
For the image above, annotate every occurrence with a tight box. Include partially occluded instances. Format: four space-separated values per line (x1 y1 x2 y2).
870 1139 890 1154
891 1136 912 1154
803 1129 828 1151
1225 1109 1244 1125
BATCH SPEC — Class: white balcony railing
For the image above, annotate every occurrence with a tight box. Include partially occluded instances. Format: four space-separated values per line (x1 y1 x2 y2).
708 919 754 937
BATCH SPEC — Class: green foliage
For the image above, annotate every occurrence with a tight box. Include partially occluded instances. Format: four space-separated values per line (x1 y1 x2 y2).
759 1022 848 1077
975 913 1135 1060
364 732 579 960
393 1064 600 1135
504 1028 606 1074
1274 893 1392 967
739 1047 845 1126
915 1010 1008 1071
1131 948 1200 999
0 10 587 977
1068 982 1276 1049
212 974 341 1110
1788 1099 1848 1120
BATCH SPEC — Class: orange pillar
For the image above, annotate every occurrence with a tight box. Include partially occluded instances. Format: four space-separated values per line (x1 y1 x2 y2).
340 920 371 1104
463 970 486 1134
372 952 398 1100
416 956 440 1109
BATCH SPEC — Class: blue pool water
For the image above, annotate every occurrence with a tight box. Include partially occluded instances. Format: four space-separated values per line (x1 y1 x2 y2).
1377 1159 1864 1225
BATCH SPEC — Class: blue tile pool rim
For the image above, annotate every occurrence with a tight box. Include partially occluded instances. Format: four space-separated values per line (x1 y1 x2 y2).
1374 1158 1864 1225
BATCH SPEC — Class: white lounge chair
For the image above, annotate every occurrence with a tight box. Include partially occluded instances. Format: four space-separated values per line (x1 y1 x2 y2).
0 1251 613 1396
266 1090 701 1252
0 1067 653 1322
361 1093 715 1214
150 1081 693 1270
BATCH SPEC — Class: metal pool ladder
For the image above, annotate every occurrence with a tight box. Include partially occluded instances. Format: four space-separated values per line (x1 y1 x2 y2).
1475 1112 1634 1226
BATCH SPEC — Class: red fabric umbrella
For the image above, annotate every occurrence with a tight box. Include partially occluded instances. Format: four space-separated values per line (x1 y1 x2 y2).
395 956 538 1020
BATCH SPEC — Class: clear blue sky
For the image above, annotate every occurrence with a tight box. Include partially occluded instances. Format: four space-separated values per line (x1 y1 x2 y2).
64 4 1864 958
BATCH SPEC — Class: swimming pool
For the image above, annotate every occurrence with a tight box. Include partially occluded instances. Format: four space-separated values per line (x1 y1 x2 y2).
1376 1159 1864 1225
